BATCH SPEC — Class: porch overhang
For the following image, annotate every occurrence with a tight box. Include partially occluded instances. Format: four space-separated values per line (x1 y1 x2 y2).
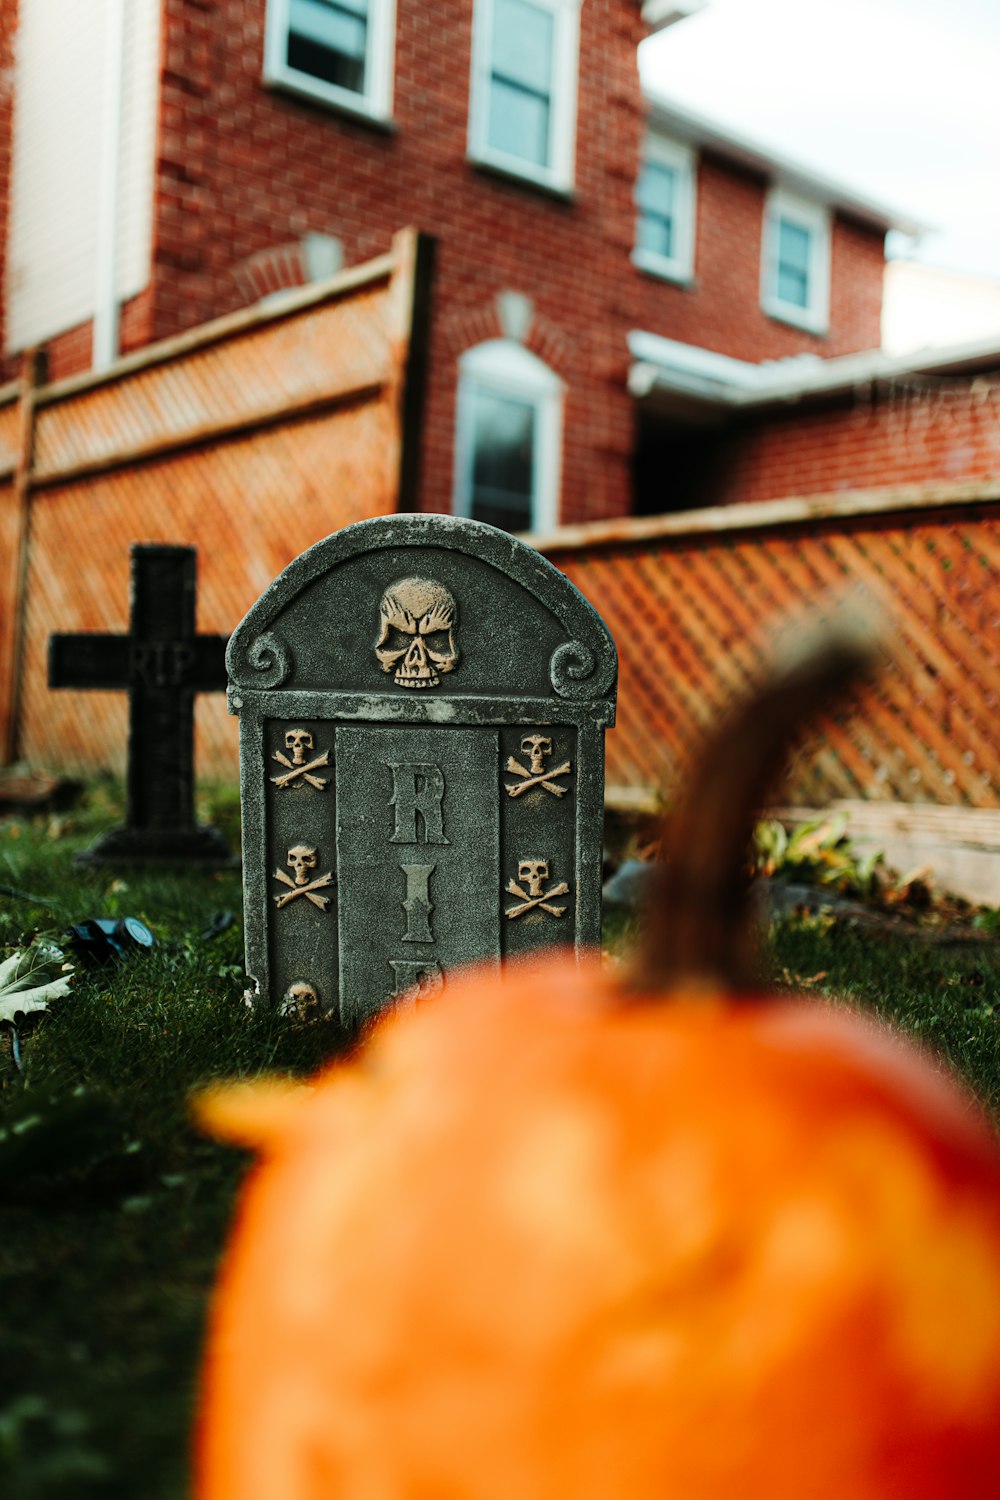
629 329 1000 422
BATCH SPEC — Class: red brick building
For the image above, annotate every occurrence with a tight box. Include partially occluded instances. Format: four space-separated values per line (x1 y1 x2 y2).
0 0 940 529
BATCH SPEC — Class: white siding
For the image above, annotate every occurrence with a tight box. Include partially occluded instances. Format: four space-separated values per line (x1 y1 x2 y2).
5 0 161 355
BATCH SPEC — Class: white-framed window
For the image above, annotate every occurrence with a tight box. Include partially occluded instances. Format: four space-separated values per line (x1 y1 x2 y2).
467 0 581 193
633 134 696 284
263 0 395 123
453 340 563 534
761 188 831 333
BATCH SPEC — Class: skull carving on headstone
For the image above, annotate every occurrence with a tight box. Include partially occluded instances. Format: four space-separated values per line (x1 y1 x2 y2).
281 980 320 1021
287 845 318 886
284 728 313 766
375 578 458 690
518 859 550 897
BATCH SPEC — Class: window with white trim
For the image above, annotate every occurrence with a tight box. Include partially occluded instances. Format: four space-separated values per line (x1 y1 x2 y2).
453 340 563 534
761 188 830 333
633 134 695 283
263 0 395 122
468 0 581 192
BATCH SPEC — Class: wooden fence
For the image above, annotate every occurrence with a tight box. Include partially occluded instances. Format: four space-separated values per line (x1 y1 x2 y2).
0 229 431 779
536 484 1000 824
3 245 1000 873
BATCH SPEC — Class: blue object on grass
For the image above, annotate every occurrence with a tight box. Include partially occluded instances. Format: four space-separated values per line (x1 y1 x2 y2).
65 917 155 966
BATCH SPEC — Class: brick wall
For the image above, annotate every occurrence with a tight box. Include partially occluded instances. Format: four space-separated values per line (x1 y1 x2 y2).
0 0 894 519
0 0 644 521
38 287 158 384
128 0 648 524
637 372 1000 515
728 375 1000 504
634 152 886 364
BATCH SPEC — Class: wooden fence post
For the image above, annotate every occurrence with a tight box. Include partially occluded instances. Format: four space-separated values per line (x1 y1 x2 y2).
1 348 42 764
391 228 435 516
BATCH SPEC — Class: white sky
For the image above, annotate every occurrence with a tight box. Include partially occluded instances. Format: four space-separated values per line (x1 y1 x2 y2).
639 0 1000 281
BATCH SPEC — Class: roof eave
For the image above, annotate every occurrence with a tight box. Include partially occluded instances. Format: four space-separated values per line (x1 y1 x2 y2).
641 0 706 36
643 92 928 239
629 331 1000 416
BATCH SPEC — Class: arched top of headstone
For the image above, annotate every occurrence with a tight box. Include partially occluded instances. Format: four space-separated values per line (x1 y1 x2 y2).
227 515 617 707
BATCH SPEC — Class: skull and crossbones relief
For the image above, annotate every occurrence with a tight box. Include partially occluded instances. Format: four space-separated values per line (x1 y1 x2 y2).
375 578 458 690
271 728 330 791
273 845 335 910
505 734 572 799
504 858 570 920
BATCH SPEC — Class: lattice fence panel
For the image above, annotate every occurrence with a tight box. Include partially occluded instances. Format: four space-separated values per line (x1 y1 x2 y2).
31 278 397 479
549 505 1000 808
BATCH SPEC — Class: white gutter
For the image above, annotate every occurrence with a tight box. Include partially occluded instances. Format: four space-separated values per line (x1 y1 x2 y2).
629 329 1000 411
641 0 706 35
93 0 127 371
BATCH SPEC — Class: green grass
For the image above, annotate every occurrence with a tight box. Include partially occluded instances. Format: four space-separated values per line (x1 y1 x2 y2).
0 785 345 1500
1 785 999 1498
770 913 1000 1117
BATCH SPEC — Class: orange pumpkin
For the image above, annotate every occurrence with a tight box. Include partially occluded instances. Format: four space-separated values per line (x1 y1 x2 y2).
196 628 1000 1498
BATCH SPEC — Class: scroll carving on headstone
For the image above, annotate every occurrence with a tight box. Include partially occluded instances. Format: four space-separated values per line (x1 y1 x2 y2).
227 514 617 1033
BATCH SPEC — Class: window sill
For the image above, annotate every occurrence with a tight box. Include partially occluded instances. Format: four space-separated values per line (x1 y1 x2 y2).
264 71 397 135
632 249 695 288
761 296 828 336
468 152 577 205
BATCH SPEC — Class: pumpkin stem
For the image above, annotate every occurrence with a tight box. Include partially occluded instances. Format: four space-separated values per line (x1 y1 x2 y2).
629 611 884 996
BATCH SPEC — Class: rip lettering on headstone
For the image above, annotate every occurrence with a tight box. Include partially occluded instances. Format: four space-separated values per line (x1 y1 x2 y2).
388 763 449 844
388 960 444 1002
400 863 436 944
227 515 617 1032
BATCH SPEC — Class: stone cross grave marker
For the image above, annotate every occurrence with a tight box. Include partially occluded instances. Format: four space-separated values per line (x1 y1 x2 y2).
226 514 617 1027
48 543 232 865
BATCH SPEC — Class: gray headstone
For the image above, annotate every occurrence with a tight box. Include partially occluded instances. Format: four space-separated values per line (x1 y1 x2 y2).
226 515 617 1030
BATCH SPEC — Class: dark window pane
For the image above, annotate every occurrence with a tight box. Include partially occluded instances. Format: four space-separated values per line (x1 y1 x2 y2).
471 496 534 532
776 218 812 307
288 0 368 95
469 388 535 532
488 77 550 166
